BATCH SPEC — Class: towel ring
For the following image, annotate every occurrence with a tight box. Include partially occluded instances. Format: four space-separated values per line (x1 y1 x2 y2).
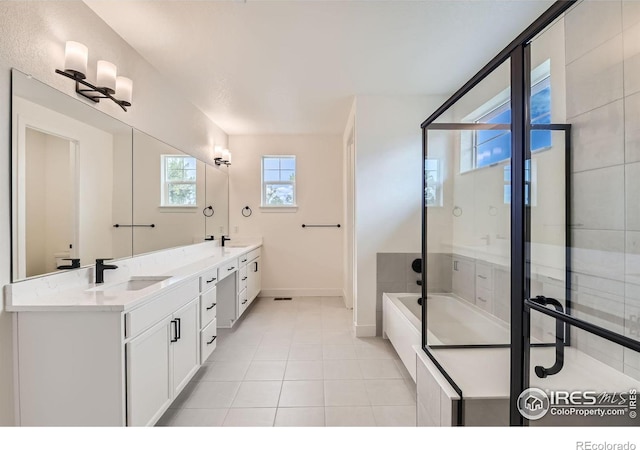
203 206 214 217
452 206 462 217
242 206 252 217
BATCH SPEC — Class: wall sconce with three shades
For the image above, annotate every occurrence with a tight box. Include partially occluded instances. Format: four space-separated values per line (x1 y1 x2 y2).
214 146 231 166
56 41 133 112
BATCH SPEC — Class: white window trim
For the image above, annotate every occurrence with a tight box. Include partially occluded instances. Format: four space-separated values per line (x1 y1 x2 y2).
261 155 297 208
459 59 552 175
160 154 198 208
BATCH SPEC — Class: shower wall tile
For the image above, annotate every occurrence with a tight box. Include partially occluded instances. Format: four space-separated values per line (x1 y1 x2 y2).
572 272 625 298
573 288 625 334
623 0 640 30
625 232 640 287
425 253 452 293
623 22 640 96
574 326 625 372
566 34 624 119
626 162 640 230
376 282 407 311
565 0 622 64
624 92 640 162
571 230 625 282
376 253 407 283
571 166 625 231
571 100 624 173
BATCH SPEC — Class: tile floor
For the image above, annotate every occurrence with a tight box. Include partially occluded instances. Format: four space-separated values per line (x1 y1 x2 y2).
157 296 416 427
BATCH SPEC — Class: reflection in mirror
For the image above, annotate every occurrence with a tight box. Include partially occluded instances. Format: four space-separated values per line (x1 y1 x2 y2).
205 164 229 238
12 69 133 281
132 130 208 255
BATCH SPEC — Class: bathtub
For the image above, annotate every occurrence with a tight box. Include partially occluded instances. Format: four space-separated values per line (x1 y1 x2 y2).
382 293 510 381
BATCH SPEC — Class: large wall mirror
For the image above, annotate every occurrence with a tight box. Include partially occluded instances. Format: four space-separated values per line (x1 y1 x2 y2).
11 69 229 282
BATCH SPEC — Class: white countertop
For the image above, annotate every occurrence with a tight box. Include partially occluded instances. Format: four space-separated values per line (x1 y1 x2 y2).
4 241 261 313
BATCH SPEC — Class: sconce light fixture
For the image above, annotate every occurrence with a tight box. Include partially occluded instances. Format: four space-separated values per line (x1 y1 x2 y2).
56 41 133 111
214 145 231 166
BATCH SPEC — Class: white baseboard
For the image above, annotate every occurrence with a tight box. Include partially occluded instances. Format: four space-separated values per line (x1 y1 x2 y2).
259 288 343 298
354 323 377 337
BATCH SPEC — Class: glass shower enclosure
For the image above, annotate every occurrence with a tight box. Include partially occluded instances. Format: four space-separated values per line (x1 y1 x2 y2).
421 0 640 426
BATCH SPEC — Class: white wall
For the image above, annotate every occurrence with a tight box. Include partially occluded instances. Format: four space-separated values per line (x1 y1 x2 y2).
352 95 446 335
229 135 343 296
0 1 228 425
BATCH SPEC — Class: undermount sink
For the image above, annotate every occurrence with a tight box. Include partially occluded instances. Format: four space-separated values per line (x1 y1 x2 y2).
95 276 171 293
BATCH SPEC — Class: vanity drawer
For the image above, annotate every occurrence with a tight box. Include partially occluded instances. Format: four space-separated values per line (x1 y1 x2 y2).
238 288 249 317
246 248 261 263
200 319 217 363
239 265 248 292
475 263 493 291
200 287 217 328
200 267 218 292
475 287 493 313
125 279 199 339
239 254 249 267
218 258 238 281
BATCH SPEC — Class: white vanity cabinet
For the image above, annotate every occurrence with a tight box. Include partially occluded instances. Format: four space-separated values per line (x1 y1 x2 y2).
9 243 263 426
199 267 218 363
14 278 202 426
237 254 249 318
452 256 475 302
237 248 261 319
128 294 201 426
247 250 261 303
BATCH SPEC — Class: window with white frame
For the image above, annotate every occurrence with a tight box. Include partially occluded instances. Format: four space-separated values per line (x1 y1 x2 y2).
461 61 551 173
261 156 296 207
161 154 197 207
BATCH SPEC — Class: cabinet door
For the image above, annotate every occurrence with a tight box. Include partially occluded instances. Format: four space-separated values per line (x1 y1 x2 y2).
452 258 475 302
126 318 172 426
172 298 199 396
247 257 261 302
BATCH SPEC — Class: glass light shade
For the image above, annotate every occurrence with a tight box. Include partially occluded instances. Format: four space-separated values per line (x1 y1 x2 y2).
96 60 117 94
214 145 223 159
222 149 231 162
64 41 88 79
116 76 133 104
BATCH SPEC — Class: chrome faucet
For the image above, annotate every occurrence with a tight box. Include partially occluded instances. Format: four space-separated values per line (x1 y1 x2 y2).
95 258 118 284
221 235 231 247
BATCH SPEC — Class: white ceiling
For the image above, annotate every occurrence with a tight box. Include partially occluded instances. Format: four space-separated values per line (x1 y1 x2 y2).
85 0 553 135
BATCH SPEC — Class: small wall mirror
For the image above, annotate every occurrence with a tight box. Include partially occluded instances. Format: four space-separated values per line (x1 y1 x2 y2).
11 69 133 281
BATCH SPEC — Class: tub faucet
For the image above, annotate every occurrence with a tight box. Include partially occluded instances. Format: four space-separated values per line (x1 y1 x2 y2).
95 258 118 284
